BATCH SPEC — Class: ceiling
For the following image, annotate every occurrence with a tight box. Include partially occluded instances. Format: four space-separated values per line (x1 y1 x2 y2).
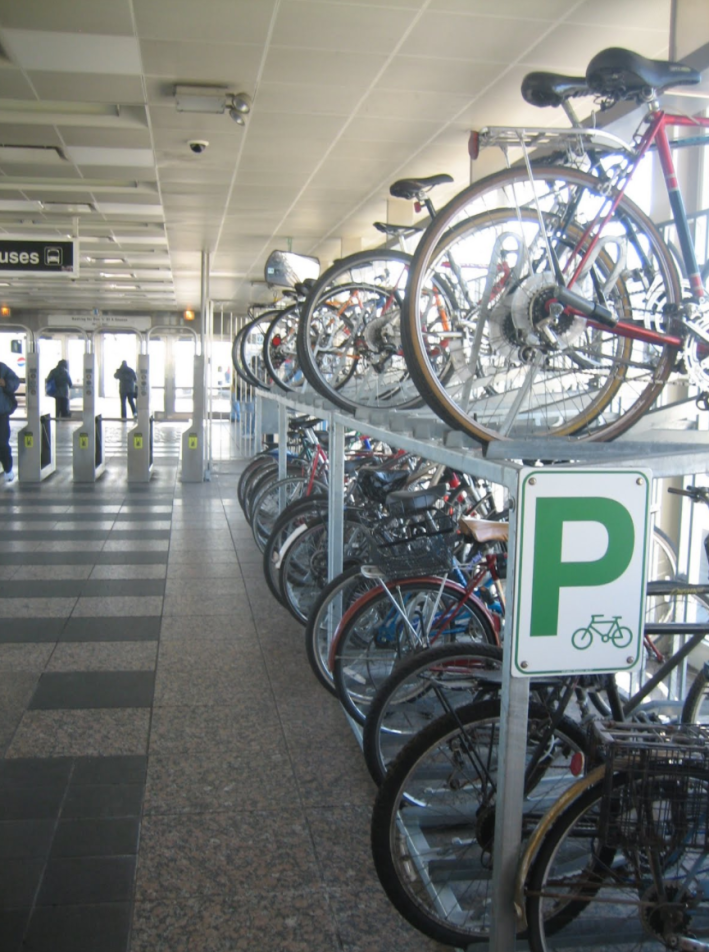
0 0 700 315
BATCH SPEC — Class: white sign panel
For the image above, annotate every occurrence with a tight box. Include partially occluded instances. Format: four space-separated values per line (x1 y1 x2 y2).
46 314 152 331
512 468 651 677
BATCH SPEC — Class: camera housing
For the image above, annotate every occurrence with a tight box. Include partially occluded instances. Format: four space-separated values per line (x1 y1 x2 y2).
188 140 209 154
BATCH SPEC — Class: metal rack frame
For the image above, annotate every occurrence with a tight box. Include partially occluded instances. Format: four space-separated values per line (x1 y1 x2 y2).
256 387 709 951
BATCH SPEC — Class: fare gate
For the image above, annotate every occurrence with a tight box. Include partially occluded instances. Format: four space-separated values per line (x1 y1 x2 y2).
181 352 205 482
73 351 106 482
17 351 56 483
127 352 154 483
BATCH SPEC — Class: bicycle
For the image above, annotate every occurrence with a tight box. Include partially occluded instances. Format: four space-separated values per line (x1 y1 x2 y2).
400 46 709 445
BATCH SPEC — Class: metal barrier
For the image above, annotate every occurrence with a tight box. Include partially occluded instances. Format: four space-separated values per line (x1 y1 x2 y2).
18 350 56 483
73 351 106 482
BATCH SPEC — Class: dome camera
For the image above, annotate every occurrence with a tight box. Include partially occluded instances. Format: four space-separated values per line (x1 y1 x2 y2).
188 140 209 154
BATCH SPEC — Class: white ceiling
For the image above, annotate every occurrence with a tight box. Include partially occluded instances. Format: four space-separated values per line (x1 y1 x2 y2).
0 0 697 314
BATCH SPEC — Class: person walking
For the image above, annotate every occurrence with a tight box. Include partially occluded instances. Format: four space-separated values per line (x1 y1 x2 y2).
0 357 20 483
114 361 138 420
46 359 73 419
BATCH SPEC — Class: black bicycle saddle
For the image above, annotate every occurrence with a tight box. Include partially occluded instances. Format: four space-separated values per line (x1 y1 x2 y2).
586 47 700 101
521 71 588 108
389 174 453 201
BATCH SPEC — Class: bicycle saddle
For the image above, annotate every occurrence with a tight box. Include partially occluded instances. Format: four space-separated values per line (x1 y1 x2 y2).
386 483 448 512
373 221 423 236
521 71 588 108
586 47 701 102
458 516 509 544
389 174 453 201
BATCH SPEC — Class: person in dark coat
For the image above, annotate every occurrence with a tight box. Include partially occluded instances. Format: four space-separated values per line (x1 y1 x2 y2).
0 359 20 482
46 359 72 419
114 361 138 420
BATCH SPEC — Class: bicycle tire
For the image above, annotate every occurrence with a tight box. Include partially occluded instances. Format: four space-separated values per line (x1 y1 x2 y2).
237 452 275 510
263 303 305 394
525 765 709 951
250 475 328 552
262 497 330 605
304 564 377 695
297 249 425 413
681 662 709 724
244 462 307 525
362 641 503 785
371 698 588 946
232 318 271 390
239 312 277 390
332 578 498 724
402 165 681 444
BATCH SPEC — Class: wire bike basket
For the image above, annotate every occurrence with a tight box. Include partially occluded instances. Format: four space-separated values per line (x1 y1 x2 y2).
591 721 709 851
366 508 457 578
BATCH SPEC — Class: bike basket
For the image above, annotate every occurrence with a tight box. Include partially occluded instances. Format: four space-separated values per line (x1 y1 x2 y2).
367 510 457 577
592 721 709 851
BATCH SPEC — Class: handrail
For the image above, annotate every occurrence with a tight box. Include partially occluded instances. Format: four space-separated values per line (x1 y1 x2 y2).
148 324 200 354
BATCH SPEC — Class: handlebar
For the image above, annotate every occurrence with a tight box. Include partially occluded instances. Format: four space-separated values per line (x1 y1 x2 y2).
668 486 709 504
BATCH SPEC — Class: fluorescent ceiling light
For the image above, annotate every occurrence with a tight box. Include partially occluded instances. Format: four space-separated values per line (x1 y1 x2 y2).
42 202 94 214
2 29 142 75
65 147 154 168
100 272 133 278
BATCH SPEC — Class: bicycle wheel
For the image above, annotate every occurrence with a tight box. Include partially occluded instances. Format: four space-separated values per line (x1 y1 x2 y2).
371 698 588 946
240 312 277 390
237 452 275 510
362 641 503 785
249 475 328 552
525 766 709 951
402 165 681 444
297 250 429 413
279 515 373 624
304 565 378 696
681 662 709 724
263 304 305 393
262 497 330 605
244 462 306 524
332 578 498 724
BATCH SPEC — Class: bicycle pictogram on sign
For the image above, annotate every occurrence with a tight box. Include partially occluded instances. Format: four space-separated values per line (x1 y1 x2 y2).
571 614 633 651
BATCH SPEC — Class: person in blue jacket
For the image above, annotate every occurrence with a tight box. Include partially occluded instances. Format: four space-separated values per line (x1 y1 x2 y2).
46 359 73 419
0 358 20 483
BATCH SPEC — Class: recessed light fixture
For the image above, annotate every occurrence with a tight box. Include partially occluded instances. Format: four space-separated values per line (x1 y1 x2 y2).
100 272 133 278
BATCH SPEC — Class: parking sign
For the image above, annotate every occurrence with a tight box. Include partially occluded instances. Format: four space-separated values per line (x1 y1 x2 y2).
512 468 651 677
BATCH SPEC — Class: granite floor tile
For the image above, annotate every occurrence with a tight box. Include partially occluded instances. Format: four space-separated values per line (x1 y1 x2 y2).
167 550 237 565
158 615 257 640
143 749 295 814
293 741 376 807
89 564 167 580
102 540 169 552
37 540 106 552
96 552 168 566
7 709 150 757
163 577 246 596
165 562 241 579
156 639 263 672
0 673 41 710
147 704 284 755
23 902 132 952
71 596 163 617
130 890 338 952
0 644 54 672
0 597 77 618
47 642 157 672
328 886 451 952
30 671 155 710
10 565 93 580
162 594 250 616
153 668 270 706
306 805 376 888
136 810 320 901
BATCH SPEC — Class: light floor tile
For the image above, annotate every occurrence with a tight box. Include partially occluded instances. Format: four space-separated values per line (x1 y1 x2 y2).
0 597 77 617
11 565 93 580
0 644 54 672
47 642 158 671
71 596 163 617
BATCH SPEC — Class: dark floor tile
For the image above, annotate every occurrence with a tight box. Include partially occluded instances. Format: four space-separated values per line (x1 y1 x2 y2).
0 820 55 859
3 530 109 541
0 783 66 821
0 859 45 909
81 579 165 597
51 818 140 857
60 617 160 643
37 856 136 905
3 581 84 598
0 619 64 643
104 530 170 540
62 783 144 819
95 552 168 566
0 553 97 566
0 908 30 952
30 672 155 710
0 758 72 785
72 755 147 785
24 902 131 952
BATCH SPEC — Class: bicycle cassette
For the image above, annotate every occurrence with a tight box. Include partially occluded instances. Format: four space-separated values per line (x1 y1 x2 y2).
682 311 709 388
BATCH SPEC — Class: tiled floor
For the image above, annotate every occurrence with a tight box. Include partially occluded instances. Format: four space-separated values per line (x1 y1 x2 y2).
0 422 450 952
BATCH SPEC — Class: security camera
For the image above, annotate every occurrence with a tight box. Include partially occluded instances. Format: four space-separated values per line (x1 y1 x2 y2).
188 140 209 154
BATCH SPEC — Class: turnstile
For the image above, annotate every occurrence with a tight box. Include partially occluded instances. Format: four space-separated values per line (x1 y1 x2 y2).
181 352 205 482
73 352 106 482
18 352 56 482
127 353 154 483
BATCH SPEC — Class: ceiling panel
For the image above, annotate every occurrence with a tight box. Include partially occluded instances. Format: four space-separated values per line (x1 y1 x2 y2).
0 0 700 314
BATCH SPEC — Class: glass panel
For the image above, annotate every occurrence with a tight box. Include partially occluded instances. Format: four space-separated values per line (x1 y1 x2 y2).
175 338 195 413
148 338 165 413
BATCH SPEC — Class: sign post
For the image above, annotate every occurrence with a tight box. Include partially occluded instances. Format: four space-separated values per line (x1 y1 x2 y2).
17 351 56 483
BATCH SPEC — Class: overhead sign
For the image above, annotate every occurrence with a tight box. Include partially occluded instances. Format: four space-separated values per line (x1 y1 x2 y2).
512 468 651 678
46 314 152 331
0 239 77 275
